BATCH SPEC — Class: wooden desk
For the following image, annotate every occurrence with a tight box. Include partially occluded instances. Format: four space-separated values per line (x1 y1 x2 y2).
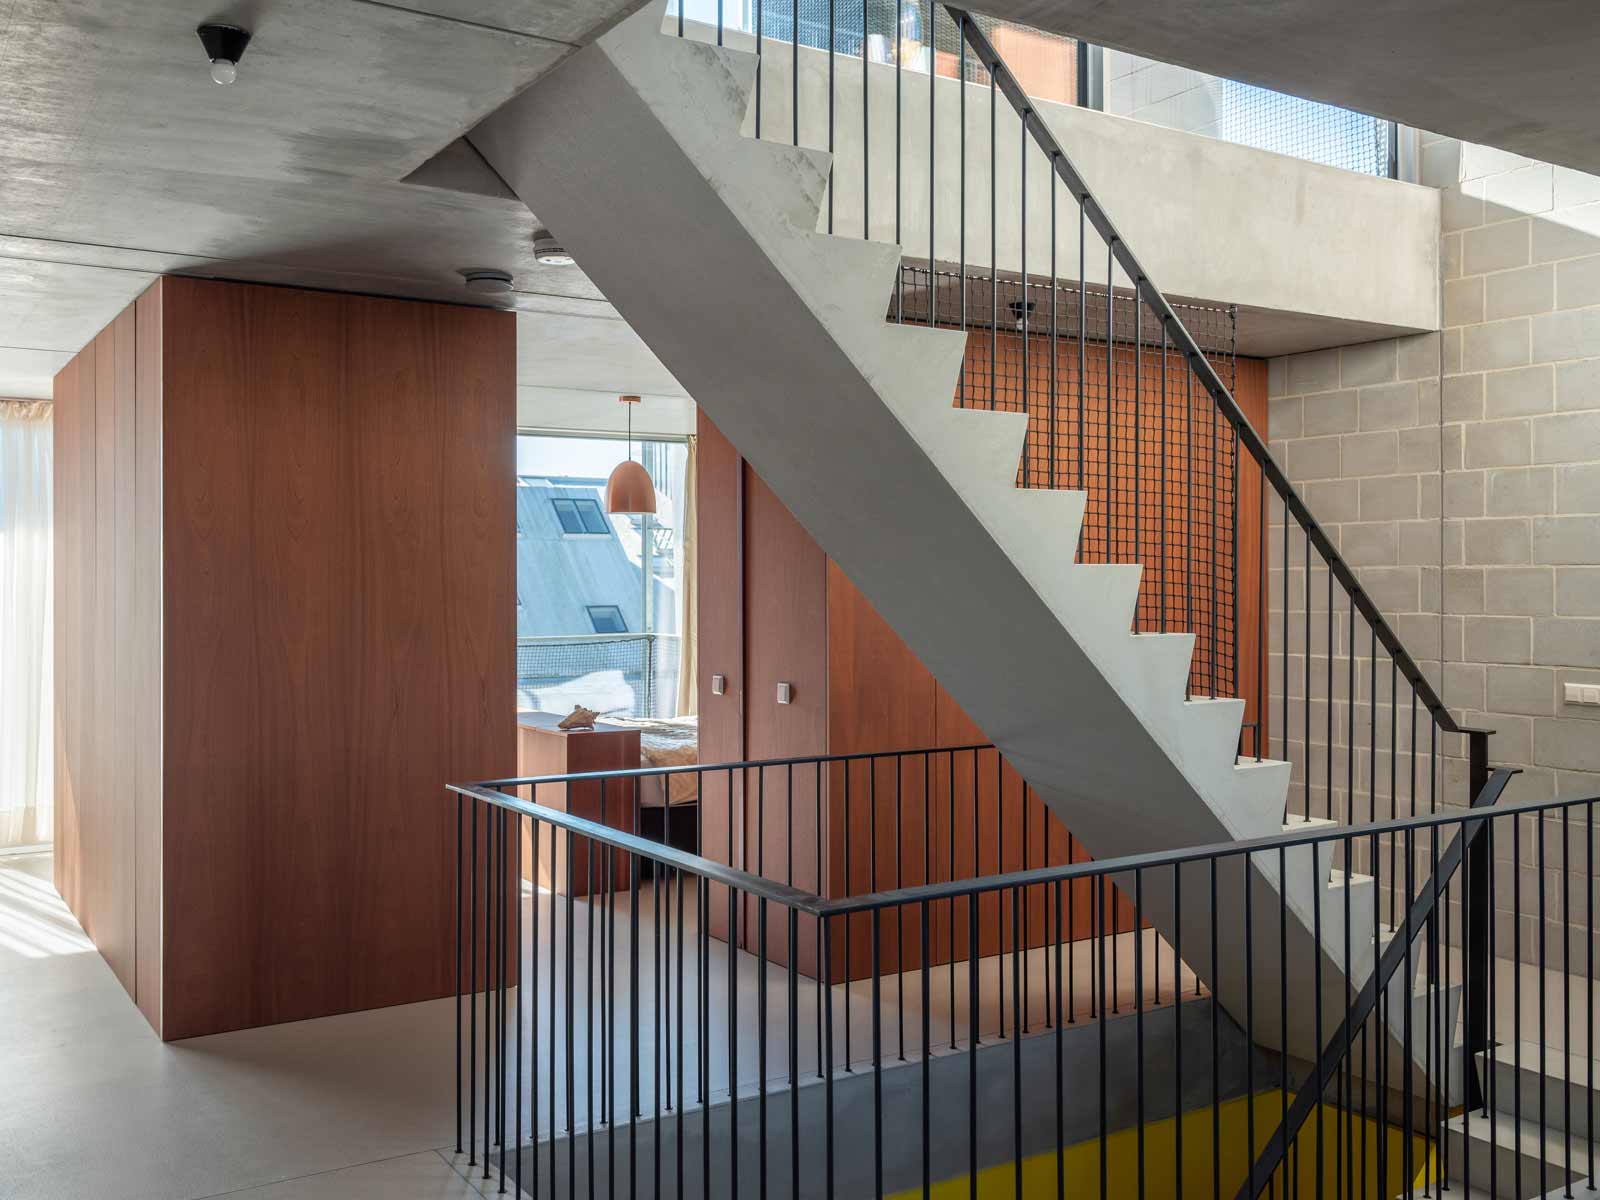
516 711 640 897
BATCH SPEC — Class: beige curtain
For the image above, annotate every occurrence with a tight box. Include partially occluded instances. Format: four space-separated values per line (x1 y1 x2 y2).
674 434 698 716
1 400 53 847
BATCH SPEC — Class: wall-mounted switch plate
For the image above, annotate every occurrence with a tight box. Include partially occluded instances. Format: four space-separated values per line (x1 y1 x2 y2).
1563 681 1600 706
711 673 726 696
776 682 793 705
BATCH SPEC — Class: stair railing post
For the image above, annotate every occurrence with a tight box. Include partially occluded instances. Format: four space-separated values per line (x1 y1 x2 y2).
1464 727 1493 1112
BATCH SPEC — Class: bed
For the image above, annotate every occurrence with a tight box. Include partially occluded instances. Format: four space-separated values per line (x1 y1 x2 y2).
600 714 699 809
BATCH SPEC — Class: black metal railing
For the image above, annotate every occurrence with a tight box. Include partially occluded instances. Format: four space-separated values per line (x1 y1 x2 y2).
668 1 1491 845
447 758 1596 1198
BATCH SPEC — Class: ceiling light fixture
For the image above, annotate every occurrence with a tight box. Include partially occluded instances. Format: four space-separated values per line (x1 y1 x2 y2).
532 228 575 267
197 23 251 86
605 395 657 516
460 268 514 295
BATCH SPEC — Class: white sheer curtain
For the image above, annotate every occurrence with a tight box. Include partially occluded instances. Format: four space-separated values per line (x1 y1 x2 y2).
0 400 53 848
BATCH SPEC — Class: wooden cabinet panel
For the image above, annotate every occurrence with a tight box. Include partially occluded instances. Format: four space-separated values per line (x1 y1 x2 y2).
55 277 516 1040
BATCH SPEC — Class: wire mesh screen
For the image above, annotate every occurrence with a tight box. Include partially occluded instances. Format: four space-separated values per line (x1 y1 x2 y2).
516 635 682 719
1215 79 1393 177
895 264 1239 699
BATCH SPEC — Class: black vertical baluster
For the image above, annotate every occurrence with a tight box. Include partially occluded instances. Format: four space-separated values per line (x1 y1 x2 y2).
894 0 902 328
1012 885 1024 1200
1056 878 1066 1200
873 903 884 1200
1514 813 1524 1199
824 913 836 1200
1050 155 1059 490
531 818 541 1195
1258 477 1267 759
1161 324 1169 634
928 0 935 338
500 811 509 1191
998 756 1006 1034
1135 870 1145 1200
700 877 711 1200
565 828 575 1199
1304 527 1311 817
484 806 494 1179
457 794 464 1156
1069 840 1076 1024
958 16 966 406
989 73 996 413
861 0 868 239
1327 569 1334 821
753 0 761 137
827 0 835 234
970 888 980 1200
790 0 797 147
1281 511 1289 769
897 758 906 1060
818 767 826 1075
471 797 479 1167
1374 827 1386 1199
1078 200 1086 490
950 754 957 1049
1134 284 1142 571
1589 797 1595 1188
1244 853 1255 1200
1312 830 1324 1198
1539 813 1549 1198
1106 241 1115 561
1174 862 1184 1200
845 763 852 1070
630 850 640 1200
1020 107 1029 485
1278 844 1289 1200
728 883 739 1200
759 895 769 1200
922 899 932 1200
789 905 800 1200
1210 857 1220 1200
512 819 522 1197
588 813 597 1200
1099 876 1109 1200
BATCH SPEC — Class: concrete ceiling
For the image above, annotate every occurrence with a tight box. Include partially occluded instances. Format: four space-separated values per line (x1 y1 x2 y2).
0 0 682 406
980 0 1600 177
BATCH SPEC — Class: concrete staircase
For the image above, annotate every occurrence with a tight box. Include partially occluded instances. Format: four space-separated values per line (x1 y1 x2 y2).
1442 1043 1598 1198
461 0 1431 1071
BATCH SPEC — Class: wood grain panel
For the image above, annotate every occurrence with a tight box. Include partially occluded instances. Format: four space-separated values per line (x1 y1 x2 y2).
133 285 163 1032
694 413 742 872
159 278 515 1038
738 465 826 952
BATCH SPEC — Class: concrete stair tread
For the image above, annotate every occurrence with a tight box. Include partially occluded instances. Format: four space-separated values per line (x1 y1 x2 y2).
1451 1108 1588 1169
1486 1040 1600 1091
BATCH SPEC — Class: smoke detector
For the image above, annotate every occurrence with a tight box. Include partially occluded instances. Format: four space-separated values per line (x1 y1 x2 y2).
460 268 514 295
532 229 575 267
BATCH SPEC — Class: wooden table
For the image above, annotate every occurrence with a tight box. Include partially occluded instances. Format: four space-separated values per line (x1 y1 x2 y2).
515 711 640 897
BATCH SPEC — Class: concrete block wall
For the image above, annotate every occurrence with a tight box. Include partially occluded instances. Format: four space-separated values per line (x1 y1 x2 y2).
1269 132 1600 965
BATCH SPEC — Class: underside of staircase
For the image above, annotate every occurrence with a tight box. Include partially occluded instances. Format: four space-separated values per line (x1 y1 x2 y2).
461 0 1438 1073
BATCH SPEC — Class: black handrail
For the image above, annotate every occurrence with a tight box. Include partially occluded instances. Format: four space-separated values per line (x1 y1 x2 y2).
446 769 1570 922
946 6 1482 742
1233 766 1517 1199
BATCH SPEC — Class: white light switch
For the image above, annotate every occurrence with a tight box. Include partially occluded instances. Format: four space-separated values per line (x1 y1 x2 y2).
1563 682 1600 707
711 673 726 696
776 682 793 705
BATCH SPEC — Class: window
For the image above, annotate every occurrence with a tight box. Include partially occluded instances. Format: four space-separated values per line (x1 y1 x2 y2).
551 497 611 536
517 433 689 717
586 605 628 634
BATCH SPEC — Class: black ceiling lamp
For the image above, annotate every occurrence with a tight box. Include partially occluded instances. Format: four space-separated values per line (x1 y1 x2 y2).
197 23 251 86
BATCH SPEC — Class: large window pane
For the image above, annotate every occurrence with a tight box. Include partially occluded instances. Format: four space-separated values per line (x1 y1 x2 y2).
515 434 688 718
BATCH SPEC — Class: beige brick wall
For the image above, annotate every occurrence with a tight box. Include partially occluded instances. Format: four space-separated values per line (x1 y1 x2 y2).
1269 133 1600 961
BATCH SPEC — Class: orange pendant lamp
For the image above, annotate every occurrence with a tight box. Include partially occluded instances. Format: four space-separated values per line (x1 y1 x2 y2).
605 394 657 515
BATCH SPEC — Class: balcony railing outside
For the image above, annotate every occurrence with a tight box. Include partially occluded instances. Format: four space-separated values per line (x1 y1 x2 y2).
517 633 682 719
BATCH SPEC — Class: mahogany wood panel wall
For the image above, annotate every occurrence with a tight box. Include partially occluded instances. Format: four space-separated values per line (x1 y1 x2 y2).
52 303 159 1020
158 278 515 1038
55 277 515 1039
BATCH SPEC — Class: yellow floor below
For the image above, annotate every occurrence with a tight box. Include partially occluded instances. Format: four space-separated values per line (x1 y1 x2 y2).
899 1090 1433 1199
